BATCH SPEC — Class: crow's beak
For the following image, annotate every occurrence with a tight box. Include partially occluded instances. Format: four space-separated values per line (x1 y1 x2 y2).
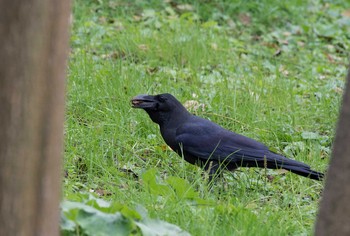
131 94 156 109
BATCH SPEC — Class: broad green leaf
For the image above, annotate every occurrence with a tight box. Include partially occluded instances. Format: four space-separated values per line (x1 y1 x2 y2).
86 194 111 209
142 168 173 196
60 212 76 231
76 209 134 236
283 141 306 157
166 176 199 199
136 219 191 236
301 131 320 140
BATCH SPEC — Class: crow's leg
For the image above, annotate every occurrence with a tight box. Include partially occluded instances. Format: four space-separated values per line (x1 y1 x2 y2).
203 161 223 186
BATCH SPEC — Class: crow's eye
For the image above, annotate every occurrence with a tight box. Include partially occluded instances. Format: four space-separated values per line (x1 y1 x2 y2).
158 95 168 102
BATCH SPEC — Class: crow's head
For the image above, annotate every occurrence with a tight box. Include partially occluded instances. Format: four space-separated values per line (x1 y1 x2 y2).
131 93 175 111
131 93 190 125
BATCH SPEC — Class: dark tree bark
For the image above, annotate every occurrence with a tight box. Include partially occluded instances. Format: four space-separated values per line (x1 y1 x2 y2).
0 1 70 236
315 68 350 235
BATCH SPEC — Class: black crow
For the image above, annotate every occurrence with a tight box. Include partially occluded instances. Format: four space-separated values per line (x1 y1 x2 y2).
131 93 324 181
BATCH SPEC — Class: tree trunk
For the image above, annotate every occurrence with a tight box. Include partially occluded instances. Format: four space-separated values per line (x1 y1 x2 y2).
0 1 70 236
315 68 350 235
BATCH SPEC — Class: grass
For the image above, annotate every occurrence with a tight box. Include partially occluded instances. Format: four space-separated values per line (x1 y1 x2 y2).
64 0 349 235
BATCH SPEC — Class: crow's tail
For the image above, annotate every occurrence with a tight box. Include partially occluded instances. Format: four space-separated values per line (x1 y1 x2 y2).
229 150 325 181
266 152 325 181
282 165 324 181
244 152 325 181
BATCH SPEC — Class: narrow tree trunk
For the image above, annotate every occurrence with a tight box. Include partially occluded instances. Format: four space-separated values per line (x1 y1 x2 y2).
315 68 350 235
0 1 70 235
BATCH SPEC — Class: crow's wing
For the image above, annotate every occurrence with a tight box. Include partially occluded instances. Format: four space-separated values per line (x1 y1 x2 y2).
175 117 310 168
175 117 268 159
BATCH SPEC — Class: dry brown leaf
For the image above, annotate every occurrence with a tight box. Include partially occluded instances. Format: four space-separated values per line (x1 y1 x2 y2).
297 41 305 47
326 53 334 63
273 49 282 57
95 189 112 196
333 87 343 94
266 175 275 182
279 65 289 76
184 100 205 112
211 43 218 50
138 44 149 51
342 9 350 17
176 4 194 11
133 15 141 21
238 13 251 26
276 169 289 174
